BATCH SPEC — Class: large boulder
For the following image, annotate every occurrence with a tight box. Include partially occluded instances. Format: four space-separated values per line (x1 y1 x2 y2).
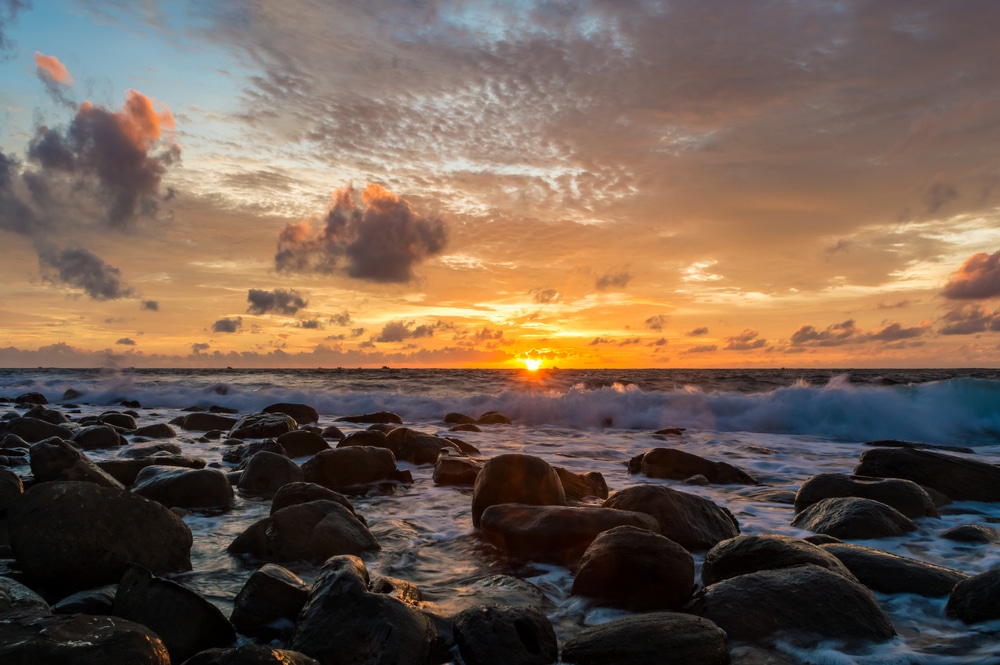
433 455 482 486
0 612 170 664
301 446 401 492
633 447 756 484
790 497 916 539
821 543 968 597
183 645 320 665
2 417 73 443
385 428 461 465
854 447 1000 502
690 564 895 645
99 411 137 430
571 525 694 611
51 586 117 615
795 473 938 518
472 453 566 528
555 466 609 500
29 437 124 489
335 411 403 424
132 423 176 439
228 500 379 564
230 563 310 640
23 405 71 425
941 524 1000 544
276 430 330 457
560 612 730 665
231 412 297 440
270 482 356 516
119 442 183 458
701 534 856 586
0 467 24 512
452 604 558 665
97 454 207 486
0 576 50 614
946 569 1000 624
237 451 303 498
132 465 234 510
478 504 659 565
70 425 126 451
174 412 238 432
602 484 739 551
264 402 319 424
8 481 192 592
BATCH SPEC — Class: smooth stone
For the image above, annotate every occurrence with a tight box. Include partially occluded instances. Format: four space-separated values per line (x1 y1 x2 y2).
335 411 403 424
263 402 320 424
231 412 297 440
301 446 401 492
270 482 356 516
941 523 1000 544
223 440 285 465
795 473 938 518
99 412 137 430
603 484 739 551
237 451 303 498
821 543 968 597
2 417 72 442
23 405 71 425
70 425 126 450
97 455 206 486
132 465 234 510
443 412 477 425
471 453 566 528
0 467 24 512
476 411 511 425
433 455 482 486
0 612 170 664
29 437 124 489
791 497 917 539
855 447 1000 502
560 612 730 665
0 576 50 614
320 425 345 440
182 645 320 665
336 429 390 448
634 447 756 485
230 563 310 640
276 430 330 457
174 412 239 432
385 427 461 465
555 466 609 500
133 423 176 439
702 534 856 586
51 585 117 615
118 442 184 458
946 568 1000 624
452 604 558 665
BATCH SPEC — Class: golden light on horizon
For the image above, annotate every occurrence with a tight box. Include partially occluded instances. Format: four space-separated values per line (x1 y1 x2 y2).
523 358 542 371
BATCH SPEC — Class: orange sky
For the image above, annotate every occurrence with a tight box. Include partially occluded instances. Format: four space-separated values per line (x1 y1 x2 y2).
0 1 999 369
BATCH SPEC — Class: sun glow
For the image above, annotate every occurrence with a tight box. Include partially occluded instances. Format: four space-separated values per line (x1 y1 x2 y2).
523 358 542 371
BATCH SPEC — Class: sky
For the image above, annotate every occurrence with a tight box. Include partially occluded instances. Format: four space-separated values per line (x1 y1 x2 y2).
1 0 999 369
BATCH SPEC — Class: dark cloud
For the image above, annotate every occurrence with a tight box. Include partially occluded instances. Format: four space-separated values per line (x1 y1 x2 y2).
924 181 958 215
682 344 718 354
939 305 1000 335
589 336 612 346
0 0 28 53
116 337 136 346
595 267 631 291
790 320 858 347
38 245 134 300
644 314 669 331
651 337 667 347
191 342 210 354
275 184 447 283
868 322 927 342
530 288 559 304
472 327 504 343
212 317 243 333
724 329 768 351
687 327 709 337
942 250 1000 300
876 300 911 310
618 337 641 346
299 319 324 329
247 288 308 315
141 299 159 311
350 327 366 337
374 320 437 343
330 310 352 326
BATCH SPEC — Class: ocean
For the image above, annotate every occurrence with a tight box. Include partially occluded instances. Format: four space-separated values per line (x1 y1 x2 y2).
3 367 1000 663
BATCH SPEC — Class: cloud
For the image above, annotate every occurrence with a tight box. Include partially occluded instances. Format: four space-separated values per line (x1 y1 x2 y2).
374 319 437 343
791 319 929 345
141 299 159 311
0 0 27 53
868 322 928 342
595 267 631 291
530 288 559 304
644 314 669 331
191 342 210 354
116 337 136 346
330 310 352 326
924 181 958 214
589 336 613 346
34 51 74 105
942 250 1000 300
350 327 366 337
38 245 134 300
212 317 243 333
246 288 308 315
938 305 1000 335
651 337 667 347
724 329 768 351
275 183 447 283
687 327 709 337
876 300 911 310
299 319 323 329
682 344 718 354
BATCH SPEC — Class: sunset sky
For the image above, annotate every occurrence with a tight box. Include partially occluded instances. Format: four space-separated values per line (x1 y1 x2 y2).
1 0 999 369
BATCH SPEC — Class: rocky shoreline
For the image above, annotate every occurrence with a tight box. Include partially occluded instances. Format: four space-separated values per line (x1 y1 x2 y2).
1 391 999 664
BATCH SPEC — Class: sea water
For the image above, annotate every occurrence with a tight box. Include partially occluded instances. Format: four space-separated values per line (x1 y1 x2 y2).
2 367 1000 663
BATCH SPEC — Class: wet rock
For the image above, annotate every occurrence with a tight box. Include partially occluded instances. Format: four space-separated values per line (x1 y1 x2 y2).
320 425 345 440
821 543 968 597
270 482 356 516
701 534 856 586
51 586 117 615
0 467 24 512
0 576 50 614
133 423 176 439
119 442 184 458
230 563 310 640
97 455 206 486
452 604 558 665
386 427 462 465
70 425 126 451
603 484 739 551
15 392 47 405
336 429 389 448
264 402 319 425
237 451 303 498
443 412 477 425
0 612 170 664
174 412 239 432
335 411 404 424
433 455 482 486
476 411 511 425
450 423 482 433
479 504 659 565
854 447 1000 502
301 446 401 492
8 481 192 592
632 447 756 485
24 405 71 425
229 500 379 564
555 466 609 500
222 440 286 465
946 568 1000 624
99 411 137 430
461 575 552 612
113 565 236 663
571 525 694 611
276 430 330 457
560 612 730 665
231 412 297 440
941 523 1000 544
690 564 895 645
291 555 436 665
472 453 566 528
795 473 938 518
791 497 917 539
3 417 73 443
30 437 124 488
182 645 321 665
132 465 234 510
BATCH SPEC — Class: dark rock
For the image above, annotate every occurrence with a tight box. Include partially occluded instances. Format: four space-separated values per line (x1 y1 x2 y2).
291 555 436 665
133 423 176 439
572 525 693 611
0 467 24 512
476 411 511 425
452 604 557 665
99 412 137 430
450 423 482 433
603 484 739 551
3 417 73 443
231 412 297 440
795 473 938 518
855 447 1000 502
433 455 482 486
97 455 206 486
24 405 71 425
690 564 895 645
182 645 321 665
0 576 50 614
635 447 756 485
30 436 124 488
264 402 319 424
386 427 461 465
113 565 236 663
15 392 47 405
335 411 404 424
228 500 379 563
443 412 476 425
821 543 968 597
555 466 609 500
276 430 330 457
301 446 400 492
270 482 356 516
132 465 234 510
222 440 286 465
230 563 310 640
119 442 184 458
0 612 170 664
941 523 1000 544
62 388 83 401
70 425 126 451
702 534 856 586
320 425 345 440
472 453 566 528
8 481 192 592
791 497 917 539
175 412 239 432
237 451 303 498
367 422 396 433
946 568 1000 624
560 612 729 665
479 504 659 565
336 429 390 448
865 439 975 455
445 436 480 456
654 427 686 436
461 575 552 612
51 586 117 615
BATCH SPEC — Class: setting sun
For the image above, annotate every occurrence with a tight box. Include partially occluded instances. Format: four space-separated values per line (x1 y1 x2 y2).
523 358 542 371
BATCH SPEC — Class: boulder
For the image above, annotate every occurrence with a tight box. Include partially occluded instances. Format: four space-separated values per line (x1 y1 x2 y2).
560 612 730 665
2 417 72 442
70 425 126 451
175 412 238 432
455 575 552 613
320 424 345 440
443 412 476 425
854 447 1000 502
794 473 938 518
51 586 117 615
478 504 659 565
97 455 206 486
336 429 390 449
231 412 297 440
182 645 320 665
690 564 895 645
471 453 566 528
230 563 310 640
701 534 856 586
941 524 1000 544
433 455 482 486
821 543 968 597
264 402 319 424
8 481 192 592
29 437 124 489
132 466 234 510
0 576 50 614
633 447 756 485
452 604 558 665
237 451 303 498
476 411 511 425
222 440 285 465
571 526 694 611
133 423 176 439
270 482 356 516
0 467 24 512
99 412 137 430
14 392 47 405
603 484 739 551
555 466 609 500
113 565 236 663
385 428 461 465
946 569 1000 624
228 500 379 564
335 411 404 424
119 442 184 458
450 423 482 433
301 446 401 492
291 555 437 665
24 405 71 425
790 497 916 539
276 430 330 457
0 612 170 664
